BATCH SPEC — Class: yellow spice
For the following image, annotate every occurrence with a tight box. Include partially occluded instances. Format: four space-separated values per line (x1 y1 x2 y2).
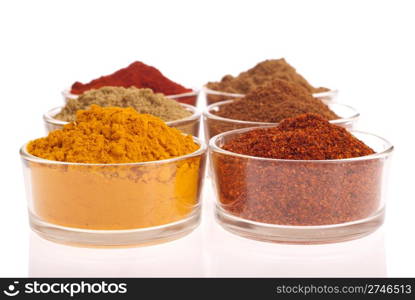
26 105 203 230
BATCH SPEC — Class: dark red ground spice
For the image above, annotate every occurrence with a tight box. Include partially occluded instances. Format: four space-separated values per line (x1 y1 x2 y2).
212 114 384 225
223 114 373 160
70 61 196 105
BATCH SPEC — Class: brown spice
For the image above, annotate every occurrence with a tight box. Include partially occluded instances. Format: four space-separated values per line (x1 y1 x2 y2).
212 114 382 226
206 58 329 103
213 80 338 123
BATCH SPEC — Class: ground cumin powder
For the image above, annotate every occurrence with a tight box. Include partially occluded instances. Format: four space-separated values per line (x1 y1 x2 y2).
56 86 191 123
26 106 204 230
212 114 384 226
206 58 329 103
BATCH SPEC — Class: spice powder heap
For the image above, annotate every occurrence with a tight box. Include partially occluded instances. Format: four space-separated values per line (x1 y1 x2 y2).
26 105 203 230
31 105 198 163
71 61 192 96
223 113 373 159
206 58 328 97
55 86 192 123
214 80 338 123
213 114 382 226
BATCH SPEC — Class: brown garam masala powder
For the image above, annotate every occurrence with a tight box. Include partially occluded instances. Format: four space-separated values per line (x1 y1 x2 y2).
206 58 329 103
212 114 384 226
205 79 339 139
213 79 338 123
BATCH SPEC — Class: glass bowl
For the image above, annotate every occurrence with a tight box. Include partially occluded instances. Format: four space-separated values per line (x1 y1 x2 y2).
203 100 359 140
62 88 200 106
167 90 200 106
20 137 207 247
203 86 338 105
44 103 201 137
209 128 393 244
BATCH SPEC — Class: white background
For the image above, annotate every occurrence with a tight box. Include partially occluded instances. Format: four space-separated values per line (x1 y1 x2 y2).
0 0 414 277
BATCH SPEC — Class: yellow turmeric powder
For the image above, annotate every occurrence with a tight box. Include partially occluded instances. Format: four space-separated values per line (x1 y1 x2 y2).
29 105 199 163
24 105 205 232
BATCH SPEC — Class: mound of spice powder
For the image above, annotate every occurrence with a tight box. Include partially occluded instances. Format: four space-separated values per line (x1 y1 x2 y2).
26 105 204 231
223 114 373 159
30 105 199 163
55 86 192 123
206 58 328 97
212 114 383 226
213 80 338 123
70 61 192 96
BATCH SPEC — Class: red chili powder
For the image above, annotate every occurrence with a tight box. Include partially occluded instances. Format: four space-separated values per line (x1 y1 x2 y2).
70 61 193 102
212 114 383 226
222 114 373 159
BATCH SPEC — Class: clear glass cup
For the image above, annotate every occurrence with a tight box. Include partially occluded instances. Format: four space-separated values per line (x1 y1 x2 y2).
44 103 201 137
209 128 393 244
62 88 200 106
21 138 207 247
203 86 338 105
203 100 359 140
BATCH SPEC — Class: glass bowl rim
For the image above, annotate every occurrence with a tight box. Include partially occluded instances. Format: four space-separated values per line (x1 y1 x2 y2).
203 85 338 99
20 136 206 166
203 99 360 126
62 88 200 100
209 126 394 163
44 102 201 127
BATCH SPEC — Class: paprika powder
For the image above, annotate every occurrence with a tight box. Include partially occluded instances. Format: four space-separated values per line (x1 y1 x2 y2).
69 61 196 105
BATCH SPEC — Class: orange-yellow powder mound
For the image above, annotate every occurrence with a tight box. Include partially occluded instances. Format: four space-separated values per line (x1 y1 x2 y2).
28 105 199 163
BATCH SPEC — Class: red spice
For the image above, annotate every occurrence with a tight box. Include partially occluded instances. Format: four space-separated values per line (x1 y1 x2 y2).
70 61 195 104
223 114 373 160
212 114 383 226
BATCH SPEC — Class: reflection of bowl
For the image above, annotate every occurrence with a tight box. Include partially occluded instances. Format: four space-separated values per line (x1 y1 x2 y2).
203 86 339 105
203 100 359 140
210 128 393 244
20 137 207 247
62 88 200 106
44 103 201 137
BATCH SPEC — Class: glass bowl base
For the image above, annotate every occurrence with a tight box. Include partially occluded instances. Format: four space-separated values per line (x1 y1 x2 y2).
215 205 384 244
29 209 200 248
